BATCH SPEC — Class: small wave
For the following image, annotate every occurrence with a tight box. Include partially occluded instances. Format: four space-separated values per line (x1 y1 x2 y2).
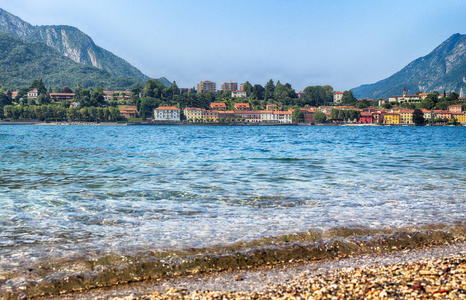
1 224 464 299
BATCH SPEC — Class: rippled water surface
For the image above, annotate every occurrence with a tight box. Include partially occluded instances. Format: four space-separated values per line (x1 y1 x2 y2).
0 125 465 271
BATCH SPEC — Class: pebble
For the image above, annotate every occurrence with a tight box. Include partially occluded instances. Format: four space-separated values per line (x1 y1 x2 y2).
124 254 466 299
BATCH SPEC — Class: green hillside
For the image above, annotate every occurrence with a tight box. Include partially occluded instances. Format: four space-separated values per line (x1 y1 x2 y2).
0 32 144 89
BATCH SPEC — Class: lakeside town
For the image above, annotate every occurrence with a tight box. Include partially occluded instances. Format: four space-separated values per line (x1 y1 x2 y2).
1 79 466 125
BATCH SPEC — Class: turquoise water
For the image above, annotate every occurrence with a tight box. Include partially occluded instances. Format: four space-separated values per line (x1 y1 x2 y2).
0 125 465 276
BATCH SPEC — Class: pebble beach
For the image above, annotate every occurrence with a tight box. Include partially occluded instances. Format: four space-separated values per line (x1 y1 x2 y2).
46 242 466 300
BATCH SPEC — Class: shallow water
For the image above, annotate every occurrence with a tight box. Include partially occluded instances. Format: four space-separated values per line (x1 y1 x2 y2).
0 125 465 295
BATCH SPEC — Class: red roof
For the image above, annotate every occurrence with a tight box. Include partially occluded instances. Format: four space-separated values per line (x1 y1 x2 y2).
274 111 292 115
234 103 250 108
50 93 75 96
211 103 227 108
155 106 180 110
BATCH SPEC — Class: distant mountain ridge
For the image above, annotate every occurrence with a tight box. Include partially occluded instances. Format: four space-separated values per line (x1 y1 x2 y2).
351 33 466 99
0 32 144 89
0 8 171 88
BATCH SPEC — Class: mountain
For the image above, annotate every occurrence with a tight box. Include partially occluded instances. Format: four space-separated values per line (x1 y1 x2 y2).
0 32 144 89
352 33 466 99
26 25 150 80
0 8 171 88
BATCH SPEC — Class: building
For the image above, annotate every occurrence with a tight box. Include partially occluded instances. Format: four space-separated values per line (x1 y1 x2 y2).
70 101 80 108
399 109 414 124
234 102 250 110
388 87 422 103
234 110 261 123
420 109 433 121
273 111 292 123
448 104 463 113
333 91 343 103
221 81 238 92
218 111 235 121
383 113 400 124
186 107 205 121
184 107 205 121
49 93 75 102
359 112 373 124
27 89 38 99
154 106 180 122
266 104 279 111
203 110 219 122
210 103 227 110
454 112 466 124
104 91 131 101
297 92 306 99
259 110 275 123
231 90 247 98
197 81 216 94
120 107 138 119
434 110 452 121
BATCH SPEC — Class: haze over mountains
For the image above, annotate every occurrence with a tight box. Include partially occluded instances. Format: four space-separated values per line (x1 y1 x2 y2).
0 8 170 89
1 8 465 97
352 33 466 100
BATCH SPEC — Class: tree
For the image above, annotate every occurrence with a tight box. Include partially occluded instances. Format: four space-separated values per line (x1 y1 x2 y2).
170 81 179 99
143 79 165 98
419 93 437 110
302 85 333 107
62 86 73 93
313 110 326 123
383 103 393 109
242 81 253 96
292 106 304 123
447 92 459 101
30 79 47 95
436 100 449 110
252 84 265 100
264 79 275 100
341 90 357 105
412 108 425 125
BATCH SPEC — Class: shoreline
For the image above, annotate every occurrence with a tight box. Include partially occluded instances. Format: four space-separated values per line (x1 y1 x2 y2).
44 241 466 299
3 225 464 299
0 121 461 127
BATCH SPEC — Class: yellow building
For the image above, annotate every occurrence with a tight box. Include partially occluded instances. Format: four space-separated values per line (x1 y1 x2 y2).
453 112 466 124
184 107 205 121
420 109 433 121
399 110 414 124
383 113 400 124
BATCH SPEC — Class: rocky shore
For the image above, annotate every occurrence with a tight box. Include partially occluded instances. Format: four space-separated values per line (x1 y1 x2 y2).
45 242 466 300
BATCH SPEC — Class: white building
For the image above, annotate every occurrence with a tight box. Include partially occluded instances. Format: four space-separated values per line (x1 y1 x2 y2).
273 111 292 123
153 106 180 122
27 89 38 99
259 110 275 122
333 91 343 103
231 90 247 98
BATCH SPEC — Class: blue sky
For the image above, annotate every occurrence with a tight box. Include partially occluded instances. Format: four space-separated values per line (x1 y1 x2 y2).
1 0 465 92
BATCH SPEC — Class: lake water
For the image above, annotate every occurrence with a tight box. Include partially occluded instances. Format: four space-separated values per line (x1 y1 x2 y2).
0 125 465 295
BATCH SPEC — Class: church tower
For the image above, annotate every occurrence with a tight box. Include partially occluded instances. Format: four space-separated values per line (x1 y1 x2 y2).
403 86 406 99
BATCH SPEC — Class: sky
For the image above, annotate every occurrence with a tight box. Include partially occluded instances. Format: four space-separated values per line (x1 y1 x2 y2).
1 0 466 92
